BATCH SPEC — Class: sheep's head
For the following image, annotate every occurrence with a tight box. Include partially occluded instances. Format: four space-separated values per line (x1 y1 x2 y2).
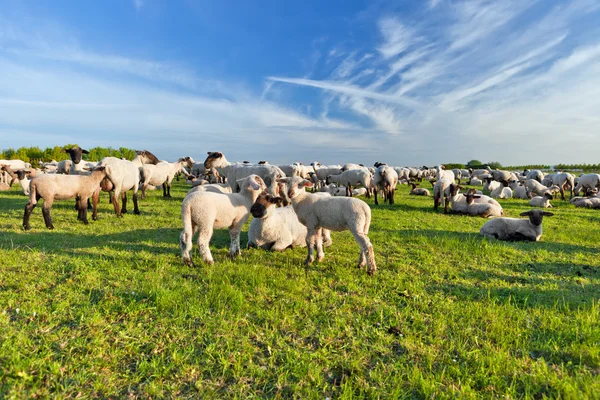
463 192 481 204
277 177 312 199
62 146 89 164
178 156 194 169
543 192 553 200
520 210 554 226
203 151 225 168
251 190 284 218
239 174 266 193
258 160 268 165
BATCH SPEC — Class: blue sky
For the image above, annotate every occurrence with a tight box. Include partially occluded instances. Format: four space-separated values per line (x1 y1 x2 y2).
1 0 600 166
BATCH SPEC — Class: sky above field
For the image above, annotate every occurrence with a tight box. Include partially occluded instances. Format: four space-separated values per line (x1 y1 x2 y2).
1 0 599 166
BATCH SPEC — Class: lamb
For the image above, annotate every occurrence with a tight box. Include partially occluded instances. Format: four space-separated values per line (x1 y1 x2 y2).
483 177 501 193
62 146 90 174
141 157 193 198
409 183 430 196
490 182 513 199
570 195 600 209
529 192 553 208
468 177 483 186
326 169 373 197
0 165 17 186
0 159 30 170
292 162 315 179
463 191 504 218
509 180 529 199
98 150 160 216
204 151 285 195
447 185 503 216
432 178 453 213
574 173 600 196
525 179 560 197
55 159 73 174
373 164 398 205
16 169 33 195
310 162 343 188
435 165 455 182
278 177 376 275
480 209 554 241
180 174 266 266
23 167 109 230
248 191 332 251
320 184 365 197
552 172 575 200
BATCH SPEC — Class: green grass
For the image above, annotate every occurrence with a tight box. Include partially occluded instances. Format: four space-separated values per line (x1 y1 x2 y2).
1 182 599 398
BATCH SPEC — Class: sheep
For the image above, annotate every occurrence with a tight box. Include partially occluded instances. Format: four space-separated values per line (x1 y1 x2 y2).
490 182 513 199
307 171 320 192
409 183 430 196
292 162 315 179
98 150 159 216
204 151 285 195
320 184 365 197
0 159 30 170
509 180 530 199
180 174 266 266
480 209 554 241
326 169 373 198
552 172 575 200
204 167 222 184
187 183 232 195
433 178 453 213
529 192 553 208
55 159 73 174
525 179 560 198
489 169 513 184
61 146 90 174
541 174 555 187
248 191 332 251
341 163 362 172
15 169 33 195
571 196 600 208
373 164 398 205
447 185 504 216
526 170 545 183
141 157 193 198
0 165 17 186
483 177 501 193
22 167 109 230
469 168 490 179
574 173 600 196
277 177 376 275
310 162 343 188
468 177 483 186
463 191 505 218
435 165 455 182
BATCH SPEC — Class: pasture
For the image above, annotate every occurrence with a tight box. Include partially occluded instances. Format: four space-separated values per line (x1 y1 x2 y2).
0 181 599 398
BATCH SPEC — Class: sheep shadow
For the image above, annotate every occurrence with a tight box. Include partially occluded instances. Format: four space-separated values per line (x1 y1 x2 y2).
427 262 599 311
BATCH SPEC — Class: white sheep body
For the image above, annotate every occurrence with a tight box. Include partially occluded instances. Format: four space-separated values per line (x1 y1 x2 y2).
490 186 513 199
529 195 552 208
480 210 553 241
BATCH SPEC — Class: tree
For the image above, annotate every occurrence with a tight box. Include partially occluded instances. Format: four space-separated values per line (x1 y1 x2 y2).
466 160 482 167
486 161 503 169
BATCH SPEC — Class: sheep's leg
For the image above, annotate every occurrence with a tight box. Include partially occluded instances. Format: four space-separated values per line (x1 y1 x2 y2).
229 228 242 259
390 188 395 205
79 197 89 225
197 225 214 264
374 187 379 205
305 228 317 265
166 181 172 197
92 189 100 221
351 230 376 275
444 196 449 214
121 191 128 214
322 229 333 247
42 200 54 230
560 185 565 201
23 202 37 230
315 227 325 262
162 183 168 197
132 192 140 215
180 221 196 267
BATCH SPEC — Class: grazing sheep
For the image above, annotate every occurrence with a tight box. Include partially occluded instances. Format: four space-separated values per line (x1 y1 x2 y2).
180 175 266 266
574 173 600 196
526 170 545 183
62 146 90 175
248 191 332 251
373 164 398 205
23 167 108 230
409 183 430 196
463 192 505 218
98 150 160 216
204 152 285 195
278 177 376 275
326 169 373 198
0 165 17 186
141 157 193 198
552 172 575 200
529 192 553 208
480 210 554 241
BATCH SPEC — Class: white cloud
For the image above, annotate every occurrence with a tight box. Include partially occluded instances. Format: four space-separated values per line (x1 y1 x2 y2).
133 0 144 11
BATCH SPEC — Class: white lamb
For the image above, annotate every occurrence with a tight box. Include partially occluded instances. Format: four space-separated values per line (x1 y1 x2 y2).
529 192 553 208
180 175 266 266
327 169 373 198
373 164 398 205
490 183 513 199
278 177 376 275
480 210 554 241
247 191 332 251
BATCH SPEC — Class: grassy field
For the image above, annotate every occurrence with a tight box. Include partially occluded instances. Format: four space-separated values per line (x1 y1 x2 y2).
0 181 599 398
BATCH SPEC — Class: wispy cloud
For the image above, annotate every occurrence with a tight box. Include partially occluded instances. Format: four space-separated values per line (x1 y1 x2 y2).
133 0 144 11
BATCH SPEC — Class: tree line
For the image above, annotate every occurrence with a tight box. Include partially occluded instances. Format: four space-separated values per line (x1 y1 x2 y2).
0 145 137 167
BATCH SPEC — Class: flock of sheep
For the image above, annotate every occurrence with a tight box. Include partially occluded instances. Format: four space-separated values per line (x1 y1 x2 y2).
2 148 599 275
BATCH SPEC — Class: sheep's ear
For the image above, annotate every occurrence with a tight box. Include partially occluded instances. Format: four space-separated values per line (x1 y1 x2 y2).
302 179 314 188
61 148 68 153
82 149 89 154
542 212 554 217
473 195 481 198
520 211 532 217
277 178 288 184
248 177 261 191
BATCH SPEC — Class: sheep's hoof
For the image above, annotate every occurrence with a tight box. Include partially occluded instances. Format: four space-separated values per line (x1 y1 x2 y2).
323 240 333 248
317 253 325 262
183 257 194 267
23 225 31 231
304 257 314 266
121 209 128 214
134 210 140 215
367 268 376 276
47 225 55 230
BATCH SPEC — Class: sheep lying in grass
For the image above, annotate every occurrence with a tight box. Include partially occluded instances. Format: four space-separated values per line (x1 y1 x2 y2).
278 177 376 275
570 196 600 209
448 186 504 216
409 183 430 196
529 192 553 208
180 174 266 266
320 184 365 197
480 209 554 241
248 191 332 251
491 182 513 199
463 192 504 218
510 181 529 199
23 167 108 230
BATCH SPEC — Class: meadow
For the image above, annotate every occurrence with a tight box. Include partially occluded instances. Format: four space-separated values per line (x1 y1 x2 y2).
0 181 598 398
